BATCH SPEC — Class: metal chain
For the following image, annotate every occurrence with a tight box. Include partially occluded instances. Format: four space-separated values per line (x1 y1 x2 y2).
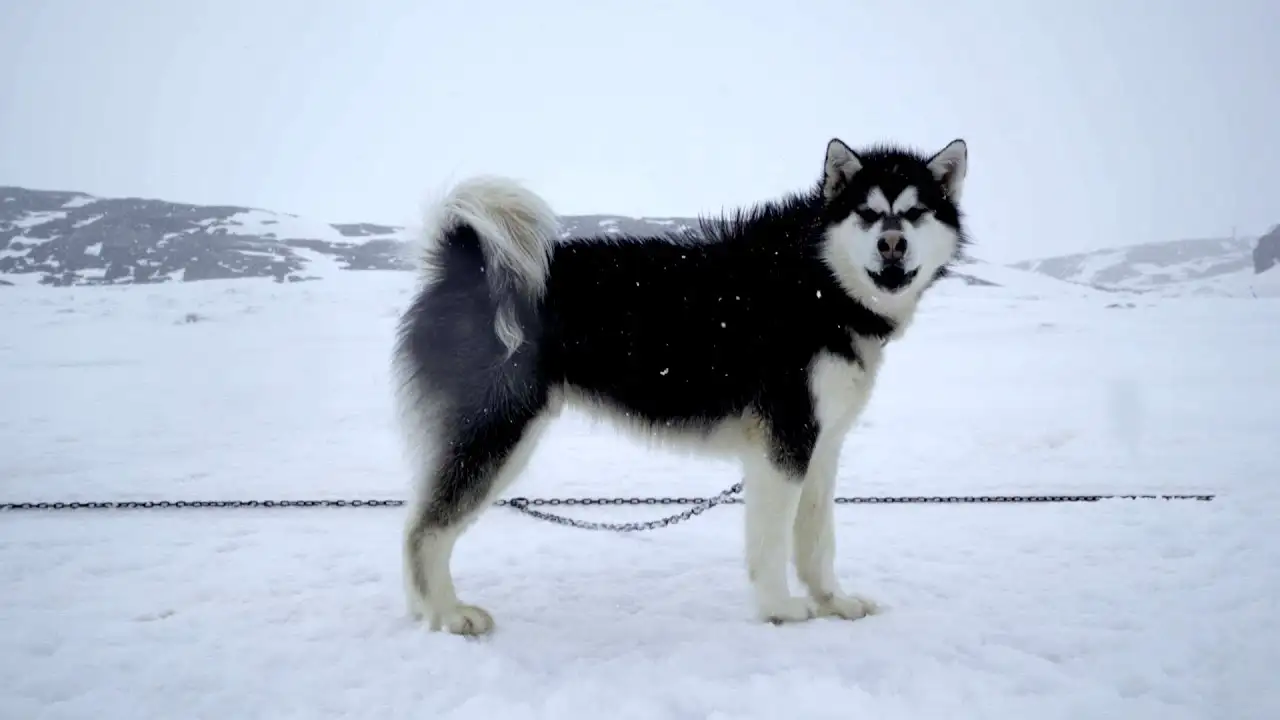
492 489 1215 532
0 486 1216 535
499 482 746 532
0 499 406 510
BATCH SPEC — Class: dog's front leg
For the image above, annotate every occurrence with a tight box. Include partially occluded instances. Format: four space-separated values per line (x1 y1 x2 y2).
792 440 879 621
743 401 823 625
743 456 814 624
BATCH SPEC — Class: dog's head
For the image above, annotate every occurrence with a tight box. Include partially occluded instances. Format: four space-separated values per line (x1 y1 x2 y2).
819 138 968 303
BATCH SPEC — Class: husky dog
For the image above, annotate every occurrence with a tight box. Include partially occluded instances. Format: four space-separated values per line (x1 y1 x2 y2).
395 137 969 635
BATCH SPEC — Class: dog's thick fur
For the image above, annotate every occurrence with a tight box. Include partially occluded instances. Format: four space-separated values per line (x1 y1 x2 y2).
394 137 970 635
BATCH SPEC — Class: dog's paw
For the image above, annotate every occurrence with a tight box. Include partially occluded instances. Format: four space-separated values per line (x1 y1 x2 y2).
430 603 496 636
816 593 880 621
757 596 819 625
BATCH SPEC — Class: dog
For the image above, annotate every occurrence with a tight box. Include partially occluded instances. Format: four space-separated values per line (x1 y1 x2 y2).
394 137 970 635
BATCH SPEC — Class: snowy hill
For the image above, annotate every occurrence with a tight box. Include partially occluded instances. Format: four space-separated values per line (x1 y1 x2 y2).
2 184 1075 293
1008 235 1262 294
940 258 1111 300
1147 265 1280 298
0 186 702 287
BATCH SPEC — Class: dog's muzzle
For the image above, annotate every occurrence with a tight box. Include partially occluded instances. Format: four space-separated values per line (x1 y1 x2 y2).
868 231 917 291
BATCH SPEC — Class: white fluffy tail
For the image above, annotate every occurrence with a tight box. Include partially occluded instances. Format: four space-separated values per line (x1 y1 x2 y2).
418 176 560 353
423 175 560 296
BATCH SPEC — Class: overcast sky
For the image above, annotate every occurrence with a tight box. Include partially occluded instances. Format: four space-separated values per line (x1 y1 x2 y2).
0 0 1274 263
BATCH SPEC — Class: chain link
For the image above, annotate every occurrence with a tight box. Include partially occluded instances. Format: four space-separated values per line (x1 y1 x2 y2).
492 489 1215 531
0 499 407 511
0 487 1216 534
499 482 747 532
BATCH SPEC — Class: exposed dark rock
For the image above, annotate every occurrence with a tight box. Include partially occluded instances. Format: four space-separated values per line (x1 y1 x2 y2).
1253 225 1280 274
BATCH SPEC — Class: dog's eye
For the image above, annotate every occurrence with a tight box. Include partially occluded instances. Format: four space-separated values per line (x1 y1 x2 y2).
901 206 928 223
855 207 881 224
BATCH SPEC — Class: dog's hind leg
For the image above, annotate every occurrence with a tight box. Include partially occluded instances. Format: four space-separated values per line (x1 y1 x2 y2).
403 402 550 636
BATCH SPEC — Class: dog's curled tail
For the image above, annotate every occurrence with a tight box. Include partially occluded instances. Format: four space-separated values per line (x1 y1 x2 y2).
419 176 560 354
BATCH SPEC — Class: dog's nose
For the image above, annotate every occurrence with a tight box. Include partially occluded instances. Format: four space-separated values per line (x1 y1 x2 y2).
877 232 907 262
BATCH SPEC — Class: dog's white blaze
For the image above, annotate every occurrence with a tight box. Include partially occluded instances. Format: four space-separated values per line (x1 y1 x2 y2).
865 186 921 216
865 187 892 214
892 187 919 214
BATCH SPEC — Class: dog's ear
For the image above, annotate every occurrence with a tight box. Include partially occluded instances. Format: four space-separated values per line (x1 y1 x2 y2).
927 138 967 202
823 138 862 201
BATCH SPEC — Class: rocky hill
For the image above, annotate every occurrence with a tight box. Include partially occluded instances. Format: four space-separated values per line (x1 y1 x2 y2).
1 185 1014 289
0 186 709 287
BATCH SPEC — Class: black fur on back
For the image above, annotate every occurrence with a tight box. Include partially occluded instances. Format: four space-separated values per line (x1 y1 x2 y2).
537 183 895 436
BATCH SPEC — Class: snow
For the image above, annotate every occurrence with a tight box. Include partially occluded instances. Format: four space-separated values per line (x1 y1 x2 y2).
1 274 1277 719
0 270 47 287
7 208 67 228
61 195 97 209
220 208 405 245
282 246 350 280
1154 266 1280 299
72 213 105 229
941 261 1108 300
1074 248 1126 282
8 210 69 229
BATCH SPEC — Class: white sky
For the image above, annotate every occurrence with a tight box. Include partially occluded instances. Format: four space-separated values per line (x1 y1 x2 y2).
0 0 1275 263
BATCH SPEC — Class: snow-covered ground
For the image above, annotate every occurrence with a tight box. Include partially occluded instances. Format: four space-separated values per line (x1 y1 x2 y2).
1 272 1277 719
1151 266 1280 299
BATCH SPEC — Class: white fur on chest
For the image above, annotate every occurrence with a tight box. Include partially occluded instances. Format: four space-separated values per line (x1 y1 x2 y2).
808 336 884 439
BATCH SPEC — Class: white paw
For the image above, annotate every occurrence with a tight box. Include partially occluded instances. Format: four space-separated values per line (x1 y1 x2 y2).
757 595 819 625
431 603 496 636
816 593 880 620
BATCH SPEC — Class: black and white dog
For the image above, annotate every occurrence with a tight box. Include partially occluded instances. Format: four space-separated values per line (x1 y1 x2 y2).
395 137 970 635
